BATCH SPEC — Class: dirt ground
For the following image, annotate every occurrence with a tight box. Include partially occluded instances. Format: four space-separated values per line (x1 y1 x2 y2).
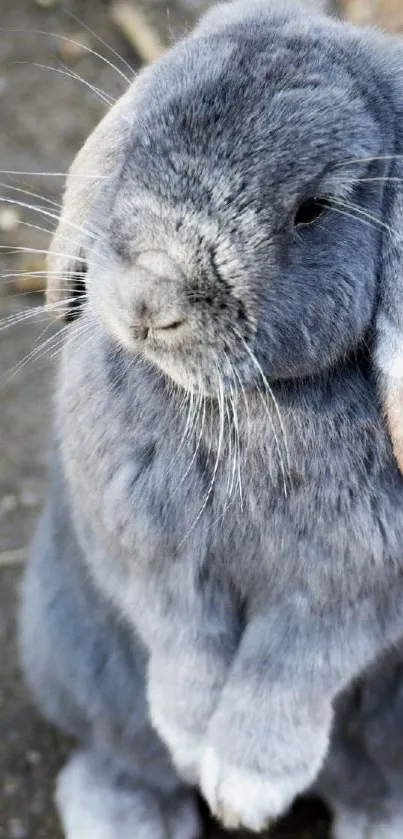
0 0 390 837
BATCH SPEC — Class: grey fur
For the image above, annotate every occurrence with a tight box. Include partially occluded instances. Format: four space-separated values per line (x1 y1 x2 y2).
21 1 403 836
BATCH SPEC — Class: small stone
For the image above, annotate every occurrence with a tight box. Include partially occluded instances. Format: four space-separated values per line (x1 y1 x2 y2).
0 208 21 233
57 33 91 62
26 750 41 766
3 777 18 797
8 819 26 839
34 0 60 7
0 495 18 516
19 489 40 508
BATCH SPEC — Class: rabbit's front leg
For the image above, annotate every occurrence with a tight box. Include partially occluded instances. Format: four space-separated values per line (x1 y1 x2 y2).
199 599 395 833
148 644 231 785
145 574 240 785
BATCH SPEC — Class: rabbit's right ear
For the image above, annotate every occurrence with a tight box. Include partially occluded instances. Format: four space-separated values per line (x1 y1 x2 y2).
374 173 403 475
46 85 136 320
371 36 403 476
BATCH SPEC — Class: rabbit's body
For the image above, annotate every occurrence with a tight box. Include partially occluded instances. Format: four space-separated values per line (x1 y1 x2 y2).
22 319 403 839
20 1 403 837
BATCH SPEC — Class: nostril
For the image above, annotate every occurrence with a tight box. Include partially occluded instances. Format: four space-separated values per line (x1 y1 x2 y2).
133 319 185 342
138 324 149 341
156 319 185 332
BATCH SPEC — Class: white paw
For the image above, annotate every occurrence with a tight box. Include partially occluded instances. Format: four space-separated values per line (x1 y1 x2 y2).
56 751 167 839
333 807 403 839
200 746 298 831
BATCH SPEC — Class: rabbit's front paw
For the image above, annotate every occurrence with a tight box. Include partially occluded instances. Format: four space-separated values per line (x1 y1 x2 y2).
200 747 301 831
200 696 332 831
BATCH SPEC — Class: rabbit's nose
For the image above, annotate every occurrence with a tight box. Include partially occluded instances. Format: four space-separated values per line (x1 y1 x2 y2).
131 251 187 341
133 300 185 341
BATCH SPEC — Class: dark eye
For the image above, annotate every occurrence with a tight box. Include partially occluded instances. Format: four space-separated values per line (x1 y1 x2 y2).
294 197 329 227
65 260 87 323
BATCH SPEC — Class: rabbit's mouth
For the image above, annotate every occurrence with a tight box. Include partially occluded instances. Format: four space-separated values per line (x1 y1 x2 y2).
87 248 258 396
140 319 263 397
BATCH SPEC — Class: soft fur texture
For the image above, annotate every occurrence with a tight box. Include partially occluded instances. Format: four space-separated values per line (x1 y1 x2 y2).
20 1 403 837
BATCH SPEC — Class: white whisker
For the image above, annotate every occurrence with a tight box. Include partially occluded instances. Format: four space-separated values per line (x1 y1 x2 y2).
0 170 111 179
229 377 243 510
335 154 403 169
235 330 290 496
172 384 206 496
4 28 132 85
178 372 225 548
0 298 83 332
13 62 114 107
63 8 135 77
329 196 397 237
0 196 99 242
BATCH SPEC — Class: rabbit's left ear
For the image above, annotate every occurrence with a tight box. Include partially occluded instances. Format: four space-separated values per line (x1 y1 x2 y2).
374 161 403 474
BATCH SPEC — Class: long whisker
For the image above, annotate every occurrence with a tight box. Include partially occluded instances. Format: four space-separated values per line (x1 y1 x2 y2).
171 386 201 468
4 216 99 261
220 351 239 510
1 324 68 387
228 374 243 510
329 196 397 237
63 8 135 77
205 373 240 529
50 320 96 360
0 170 111 179
0 28 132 85
0 298 85 333
0 196 99 241
335 176 403 185
60 60 117 106
13 62 115 107
7 219 67 244
335 154 403 169
171 385 206 497
178 371 225 548
0 245 86 265
232 363 251 451
2 312 97 387
324 197 403 244
1 271 82 283
0 242 105 278
0 182 65 212
234 329 290 495
223 389 236 506
163 388 193 477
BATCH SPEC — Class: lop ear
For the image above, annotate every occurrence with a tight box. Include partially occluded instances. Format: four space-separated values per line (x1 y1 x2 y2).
46 84 137 320
374 163 403 474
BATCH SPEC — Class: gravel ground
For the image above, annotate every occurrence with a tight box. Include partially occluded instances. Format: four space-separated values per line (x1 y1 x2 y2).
0 1 337 836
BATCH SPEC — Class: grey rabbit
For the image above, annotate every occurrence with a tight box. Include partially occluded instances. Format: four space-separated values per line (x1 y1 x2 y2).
19 0 403 837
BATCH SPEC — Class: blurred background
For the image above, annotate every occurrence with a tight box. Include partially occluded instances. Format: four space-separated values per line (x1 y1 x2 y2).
0 1 401 837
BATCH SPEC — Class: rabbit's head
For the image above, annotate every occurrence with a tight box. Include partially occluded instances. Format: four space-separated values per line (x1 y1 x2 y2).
47 0 403 469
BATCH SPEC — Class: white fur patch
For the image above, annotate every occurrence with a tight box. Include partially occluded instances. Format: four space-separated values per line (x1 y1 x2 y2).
200 746 297 831
57 751 190 839
56 752 162 839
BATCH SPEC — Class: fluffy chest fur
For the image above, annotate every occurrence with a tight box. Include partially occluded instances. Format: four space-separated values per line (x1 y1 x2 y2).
56 319 403 634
